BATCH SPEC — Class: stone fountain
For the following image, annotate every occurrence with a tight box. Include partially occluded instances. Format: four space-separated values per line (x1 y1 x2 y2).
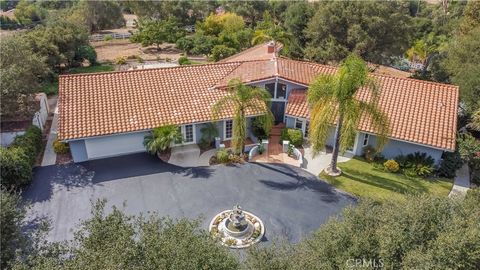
209 205 265 248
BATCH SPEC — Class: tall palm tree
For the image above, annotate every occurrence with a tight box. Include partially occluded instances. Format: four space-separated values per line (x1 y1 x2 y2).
308 54 389 176
212 79 274 154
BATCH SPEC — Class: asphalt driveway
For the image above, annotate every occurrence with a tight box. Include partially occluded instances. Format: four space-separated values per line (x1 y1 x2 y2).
24 153 355 243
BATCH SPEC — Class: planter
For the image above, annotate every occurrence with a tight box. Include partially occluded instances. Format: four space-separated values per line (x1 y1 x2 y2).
156 149 171 162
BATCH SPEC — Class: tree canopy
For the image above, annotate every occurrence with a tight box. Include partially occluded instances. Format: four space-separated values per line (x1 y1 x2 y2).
0 36 48 118
130 18 184 51
14 200 239 270
305 1 412 64
443 26 480 113
246 190 480 270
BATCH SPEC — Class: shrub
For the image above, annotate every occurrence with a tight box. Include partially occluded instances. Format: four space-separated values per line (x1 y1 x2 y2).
115 56 126 65
438 151 463 178
251 117 268 140
280 128 303 147
395 152 435 178
75 45 97 65
257 144 265 154
11 126 42 164
143 125 182 155
383 159 400 173
103 34 113 41
216 149 229 163
53 139 69 154
363 145 377 162
178 56 191 65
0 147 32 188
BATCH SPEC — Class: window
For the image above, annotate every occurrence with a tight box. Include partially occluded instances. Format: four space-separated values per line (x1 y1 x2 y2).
184 124 194 143
304 121 310 138
265 83 275 99
225 120 233 139
295 118 303 130
362 134 369 146
277 83 287 99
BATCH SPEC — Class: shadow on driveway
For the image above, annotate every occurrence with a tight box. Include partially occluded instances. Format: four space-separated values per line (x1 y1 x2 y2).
24 153 214 203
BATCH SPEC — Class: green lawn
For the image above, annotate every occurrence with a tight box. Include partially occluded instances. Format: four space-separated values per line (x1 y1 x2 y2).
68 64 115 74
321 158 453 202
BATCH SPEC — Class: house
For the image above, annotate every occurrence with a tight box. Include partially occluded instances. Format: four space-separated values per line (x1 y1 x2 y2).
58 43 458 164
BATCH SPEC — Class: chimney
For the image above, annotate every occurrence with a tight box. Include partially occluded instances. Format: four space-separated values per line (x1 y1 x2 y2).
267 41 275 54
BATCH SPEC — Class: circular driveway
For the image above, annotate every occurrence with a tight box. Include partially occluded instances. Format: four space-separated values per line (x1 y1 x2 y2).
24 153 355 243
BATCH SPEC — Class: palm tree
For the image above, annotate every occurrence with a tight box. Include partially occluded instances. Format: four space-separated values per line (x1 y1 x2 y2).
212 79 274 154
308 54 389 176
144 124 183 157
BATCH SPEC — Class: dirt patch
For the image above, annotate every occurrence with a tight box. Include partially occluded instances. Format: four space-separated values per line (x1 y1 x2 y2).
92 40 188 63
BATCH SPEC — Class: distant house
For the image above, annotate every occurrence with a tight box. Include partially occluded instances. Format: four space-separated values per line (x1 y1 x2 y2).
58 42 458 163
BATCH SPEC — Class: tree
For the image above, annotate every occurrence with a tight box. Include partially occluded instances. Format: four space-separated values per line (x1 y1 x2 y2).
21 20 90 70
246 191 480 269
460 0 480 34
0 36 48 118
283 2 314 58
1 190 27 269
15 200 240 269
14 0 46 25
443 26 480 113
68 0 125 33
211 45 237 61
0 190 46 269
199 12 245 37
307 54 388 175
130 18 184 51
175 37 194 54
212 79 273 154
305 1 412 64
143 124 183 157
223 1 270 27
251 12 291 46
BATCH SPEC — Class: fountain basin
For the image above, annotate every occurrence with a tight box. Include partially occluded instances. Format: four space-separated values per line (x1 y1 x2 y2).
209 209 265 249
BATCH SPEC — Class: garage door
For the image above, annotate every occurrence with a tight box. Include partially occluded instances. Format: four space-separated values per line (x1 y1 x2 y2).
85 132 147 159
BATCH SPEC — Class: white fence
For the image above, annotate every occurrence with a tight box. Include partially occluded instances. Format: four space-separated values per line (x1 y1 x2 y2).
90 32 132 41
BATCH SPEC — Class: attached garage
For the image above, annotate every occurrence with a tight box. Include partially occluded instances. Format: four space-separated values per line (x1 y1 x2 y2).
69 132 148 162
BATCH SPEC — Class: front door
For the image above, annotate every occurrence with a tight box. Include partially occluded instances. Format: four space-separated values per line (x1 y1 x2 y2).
271 102 285 124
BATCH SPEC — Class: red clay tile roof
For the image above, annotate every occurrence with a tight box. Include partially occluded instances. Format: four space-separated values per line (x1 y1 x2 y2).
58 51 458 151
286 75 458 151
58 62 265 140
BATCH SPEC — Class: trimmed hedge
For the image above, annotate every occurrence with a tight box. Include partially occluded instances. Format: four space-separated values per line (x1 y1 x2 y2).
0 126 42 189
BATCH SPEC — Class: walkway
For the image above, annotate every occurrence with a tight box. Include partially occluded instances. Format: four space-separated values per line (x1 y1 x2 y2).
168 144 201 167
302 147 352 176
41 106 58 166
252 123 300 166
448 164 470 198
